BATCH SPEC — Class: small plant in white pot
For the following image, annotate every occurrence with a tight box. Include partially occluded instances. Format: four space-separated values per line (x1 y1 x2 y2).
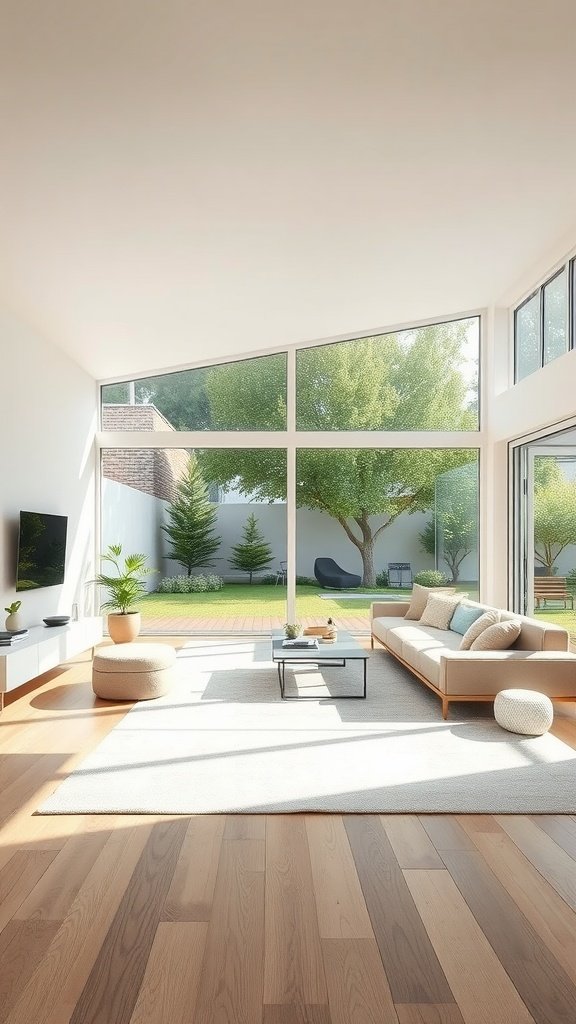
94 544 156 643
4 600 23 632
283 622 301 640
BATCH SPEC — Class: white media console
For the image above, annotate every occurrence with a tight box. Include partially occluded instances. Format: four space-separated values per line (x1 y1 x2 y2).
0 618 103 710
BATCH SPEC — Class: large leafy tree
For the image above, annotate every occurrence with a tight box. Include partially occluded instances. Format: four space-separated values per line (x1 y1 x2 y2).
162 455 221 575
229 512 274 583
534 458 576 574
200 322 478 585
419 464 478 582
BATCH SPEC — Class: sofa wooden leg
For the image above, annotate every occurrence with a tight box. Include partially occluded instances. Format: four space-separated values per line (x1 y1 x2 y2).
442 698 448 720
370 634 374 649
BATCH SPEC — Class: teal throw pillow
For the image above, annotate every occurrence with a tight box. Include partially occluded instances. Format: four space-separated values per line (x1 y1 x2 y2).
449 603 485 635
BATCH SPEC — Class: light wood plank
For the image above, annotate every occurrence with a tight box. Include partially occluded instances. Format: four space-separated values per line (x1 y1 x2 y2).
418 816 475 853
460 826 576 986
14 829 111 921
0 851 57 933
6 823 153 1024
0 919 60 1024
455 815 502 835
69 819 188 1024
129 922 208 1024
163 815 225 921
442 849 576 1024
497 815 576 911
224 814 266 839
396 1006 465 1024
306 816 373 938
322 938 398 1024
344 816 453 1005
194 839 265 1024
264 815 327 1006
380 815 444 869
404 869 535 1024
263 1006 331 1023
529 814 576 860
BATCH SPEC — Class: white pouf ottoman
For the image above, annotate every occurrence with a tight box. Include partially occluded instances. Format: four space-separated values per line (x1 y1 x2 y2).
92 643 176 701
494 688 554 736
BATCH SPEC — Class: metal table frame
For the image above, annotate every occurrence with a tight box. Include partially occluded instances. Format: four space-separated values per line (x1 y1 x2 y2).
272 633 368 700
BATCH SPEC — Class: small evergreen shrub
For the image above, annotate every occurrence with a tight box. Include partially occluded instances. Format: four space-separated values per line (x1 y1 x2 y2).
296 575 317 586
375 570 389 587
413 570 449 587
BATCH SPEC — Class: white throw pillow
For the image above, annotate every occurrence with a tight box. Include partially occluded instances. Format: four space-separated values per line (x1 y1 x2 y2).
419 592 465 630
459 610 500 650
469 619 521 651
404 583 455 620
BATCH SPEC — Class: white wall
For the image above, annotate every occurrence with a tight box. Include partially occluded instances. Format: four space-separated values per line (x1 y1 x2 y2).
0 312 97 628
101 479 166 591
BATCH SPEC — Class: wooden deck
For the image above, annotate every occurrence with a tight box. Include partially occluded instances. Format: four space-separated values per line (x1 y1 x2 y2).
0 638 575 1023
139 612 372 633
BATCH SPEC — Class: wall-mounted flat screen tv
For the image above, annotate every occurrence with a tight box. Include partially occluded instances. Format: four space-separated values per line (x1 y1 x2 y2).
16 511 68 592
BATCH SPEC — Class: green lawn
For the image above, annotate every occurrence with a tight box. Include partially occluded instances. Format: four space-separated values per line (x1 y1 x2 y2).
139 582 476 622
140 584 387 620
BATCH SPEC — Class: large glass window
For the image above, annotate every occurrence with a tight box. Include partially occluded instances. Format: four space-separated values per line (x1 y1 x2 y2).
296 317 479 431
295 448 479 632
101 352 287 431
514 261 573 382
515 293 540 382
543 268 567 365
100 447 287 633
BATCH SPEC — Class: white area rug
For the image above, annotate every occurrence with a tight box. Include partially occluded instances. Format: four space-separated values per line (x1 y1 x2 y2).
39 641 576 814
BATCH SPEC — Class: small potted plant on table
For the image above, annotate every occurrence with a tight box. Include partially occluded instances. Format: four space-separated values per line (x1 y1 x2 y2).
94 544 156 643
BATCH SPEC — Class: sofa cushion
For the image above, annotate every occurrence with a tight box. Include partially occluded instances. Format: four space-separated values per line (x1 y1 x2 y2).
449 603 485 635
371 616 410 645
470 619 522 651
416 647 445 688
419 592 464 629
459 610 500 650
404 583 455 620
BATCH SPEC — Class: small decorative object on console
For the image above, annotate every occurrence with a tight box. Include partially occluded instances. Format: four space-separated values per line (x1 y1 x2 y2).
4 600 23 632
43 615 71 627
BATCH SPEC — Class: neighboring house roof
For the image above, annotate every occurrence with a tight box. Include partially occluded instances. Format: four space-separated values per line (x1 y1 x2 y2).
101 404 189 502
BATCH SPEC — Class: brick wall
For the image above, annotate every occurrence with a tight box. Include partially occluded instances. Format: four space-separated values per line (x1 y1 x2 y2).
101 405 190 501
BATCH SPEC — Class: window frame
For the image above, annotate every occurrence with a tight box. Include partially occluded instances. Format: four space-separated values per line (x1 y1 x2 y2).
514 261 573 382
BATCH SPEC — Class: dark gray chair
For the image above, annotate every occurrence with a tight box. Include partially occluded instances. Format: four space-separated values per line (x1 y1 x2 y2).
314 557 361 589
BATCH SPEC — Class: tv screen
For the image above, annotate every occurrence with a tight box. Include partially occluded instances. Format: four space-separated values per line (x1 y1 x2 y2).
16 511 68 592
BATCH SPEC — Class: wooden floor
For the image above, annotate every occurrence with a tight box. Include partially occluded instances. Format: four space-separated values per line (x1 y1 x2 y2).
1 642 576 1024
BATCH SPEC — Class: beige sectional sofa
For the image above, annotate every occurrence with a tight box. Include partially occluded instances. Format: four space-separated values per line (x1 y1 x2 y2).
371 598 576 719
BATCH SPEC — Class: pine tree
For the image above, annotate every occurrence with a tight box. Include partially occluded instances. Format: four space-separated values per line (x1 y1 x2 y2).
162 455 221 575
229 512 274 584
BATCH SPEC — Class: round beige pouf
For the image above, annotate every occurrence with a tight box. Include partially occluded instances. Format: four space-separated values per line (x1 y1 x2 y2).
494 688 553 736
92 643 176 701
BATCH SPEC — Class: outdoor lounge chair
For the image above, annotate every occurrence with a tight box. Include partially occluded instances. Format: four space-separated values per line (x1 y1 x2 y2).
314 557 361 589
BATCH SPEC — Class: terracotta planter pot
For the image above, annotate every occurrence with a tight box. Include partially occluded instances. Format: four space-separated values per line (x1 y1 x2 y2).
107 611 141 644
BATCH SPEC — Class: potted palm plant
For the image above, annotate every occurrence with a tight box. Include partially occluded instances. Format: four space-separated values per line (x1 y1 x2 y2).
94 544 157 643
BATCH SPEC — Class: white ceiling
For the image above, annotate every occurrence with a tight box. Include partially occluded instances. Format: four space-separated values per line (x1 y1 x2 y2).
1 0 576 380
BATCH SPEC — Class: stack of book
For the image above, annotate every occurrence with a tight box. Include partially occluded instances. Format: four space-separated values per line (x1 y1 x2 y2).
0 629 29 646
282 637 319 649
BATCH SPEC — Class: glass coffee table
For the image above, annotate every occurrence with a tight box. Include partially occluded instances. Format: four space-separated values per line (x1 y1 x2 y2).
271 630 369 700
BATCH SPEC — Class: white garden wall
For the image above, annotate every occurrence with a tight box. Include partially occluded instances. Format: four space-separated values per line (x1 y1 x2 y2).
101 479 167 591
